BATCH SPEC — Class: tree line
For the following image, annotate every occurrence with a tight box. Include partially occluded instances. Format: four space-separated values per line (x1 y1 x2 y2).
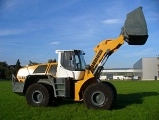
0 59 57 80
0 59 21 80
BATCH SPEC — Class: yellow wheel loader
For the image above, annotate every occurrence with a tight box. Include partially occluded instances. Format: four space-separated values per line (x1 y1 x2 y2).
12 7 148 109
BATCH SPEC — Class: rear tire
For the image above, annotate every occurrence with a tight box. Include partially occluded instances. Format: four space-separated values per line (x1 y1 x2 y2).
83 82 114 109
26 83 50 107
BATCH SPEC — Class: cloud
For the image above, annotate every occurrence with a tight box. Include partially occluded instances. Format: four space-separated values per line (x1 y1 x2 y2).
1 0 19 12
102 19 123 24
0 29 25 36
50 42 60 45
124 48 156 58
147 13 159 22
0 26 44 36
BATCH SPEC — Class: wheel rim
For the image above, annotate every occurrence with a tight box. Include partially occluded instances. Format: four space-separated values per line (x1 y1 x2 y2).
32 90 44 104
91 91 105 106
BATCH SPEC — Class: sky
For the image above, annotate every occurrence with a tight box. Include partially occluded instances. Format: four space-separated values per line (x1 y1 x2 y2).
0 0 159 68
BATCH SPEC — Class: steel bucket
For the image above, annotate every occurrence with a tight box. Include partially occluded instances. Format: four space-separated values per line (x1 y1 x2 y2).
121 7 148 45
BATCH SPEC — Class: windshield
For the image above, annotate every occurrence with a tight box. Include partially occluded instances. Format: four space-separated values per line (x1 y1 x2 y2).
74 50 86 71
60 50 85 71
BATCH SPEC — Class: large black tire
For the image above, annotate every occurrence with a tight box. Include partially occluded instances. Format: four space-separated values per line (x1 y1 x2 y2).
83 82 114 109
103 82 117 102
42 83 55 106
26 83 50 107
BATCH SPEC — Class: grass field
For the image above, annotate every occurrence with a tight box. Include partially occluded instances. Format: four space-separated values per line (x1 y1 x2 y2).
0 80 159 120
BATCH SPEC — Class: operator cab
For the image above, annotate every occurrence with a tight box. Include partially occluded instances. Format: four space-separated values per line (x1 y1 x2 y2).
56 50 86 80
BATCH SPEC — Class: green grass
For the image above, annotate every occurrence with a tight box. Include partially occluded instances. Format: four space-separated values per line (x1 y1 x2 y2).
1 80 159 120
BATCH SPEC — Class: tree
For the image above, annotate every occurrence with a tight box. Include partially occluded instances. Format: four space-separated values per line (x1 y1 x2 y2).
15 59 21 75
0 62 9 79
48 59 56 63
0 69 5 80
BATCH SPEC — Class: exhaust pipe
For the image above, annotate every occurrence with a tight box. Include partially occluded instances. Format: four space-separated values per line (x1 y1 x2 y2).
121 6 148 45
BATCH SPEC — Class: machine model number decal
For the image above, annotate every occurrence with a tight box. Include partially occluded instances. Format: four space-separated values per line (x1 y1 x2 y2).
17 76 26 79
91 49 103 68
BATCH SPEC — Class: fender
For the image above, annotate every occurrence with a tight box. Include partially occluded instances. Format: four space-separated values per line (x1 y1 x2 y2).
23 75 56 96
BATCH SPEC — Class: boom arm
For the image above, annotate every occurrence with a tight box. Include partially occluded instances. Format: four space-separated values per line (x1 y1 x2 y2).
90 35 125 77
89 7 148 79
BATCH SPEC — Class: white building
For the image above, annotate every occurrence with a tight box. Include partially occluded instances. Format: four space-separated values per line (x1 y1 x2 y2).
133 57 159 80
100 57 159 80
100 68 133 80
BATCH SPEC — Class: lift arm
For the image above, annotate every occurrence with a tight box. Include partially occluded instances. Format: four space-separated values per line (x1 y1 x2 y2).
90 35 125 77
74 6 148 101
89 6 148 79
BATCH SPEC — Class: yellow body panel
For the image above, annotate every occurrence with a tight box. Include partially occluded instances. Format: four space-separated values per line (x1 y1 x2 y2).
90 35 124 72
16 62 57 82
17 65 39 82
74 35 125 101
74 69 95 101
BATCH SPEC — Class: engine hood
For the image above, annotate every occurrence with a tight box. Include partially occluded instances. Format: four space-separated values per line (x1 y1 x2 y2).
16 65 39 82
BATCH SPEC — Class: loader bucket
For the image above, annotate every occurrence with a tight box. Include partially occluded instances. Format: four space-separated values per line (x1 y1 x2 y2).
121 7 148 45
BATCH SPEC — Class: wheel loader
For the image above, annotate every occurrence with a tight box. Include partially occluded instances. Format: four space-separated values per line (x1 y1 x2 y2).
12 7 148 109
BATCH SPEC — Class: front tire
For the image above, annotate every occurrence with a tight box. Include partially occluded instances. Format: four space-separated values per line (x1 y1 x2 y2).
26 83 50 107
103 82 117 102
83 82 114 109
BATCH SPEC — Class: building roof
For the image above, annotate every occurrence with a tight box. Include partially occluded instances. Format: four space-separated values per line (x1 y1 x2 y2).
104 68 133 70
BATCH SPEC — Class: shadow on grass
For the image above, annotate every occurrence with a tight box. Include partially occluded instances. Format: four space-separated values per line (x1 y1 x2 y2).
112 92 159 110
50 98 82 107
49 92 159 109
